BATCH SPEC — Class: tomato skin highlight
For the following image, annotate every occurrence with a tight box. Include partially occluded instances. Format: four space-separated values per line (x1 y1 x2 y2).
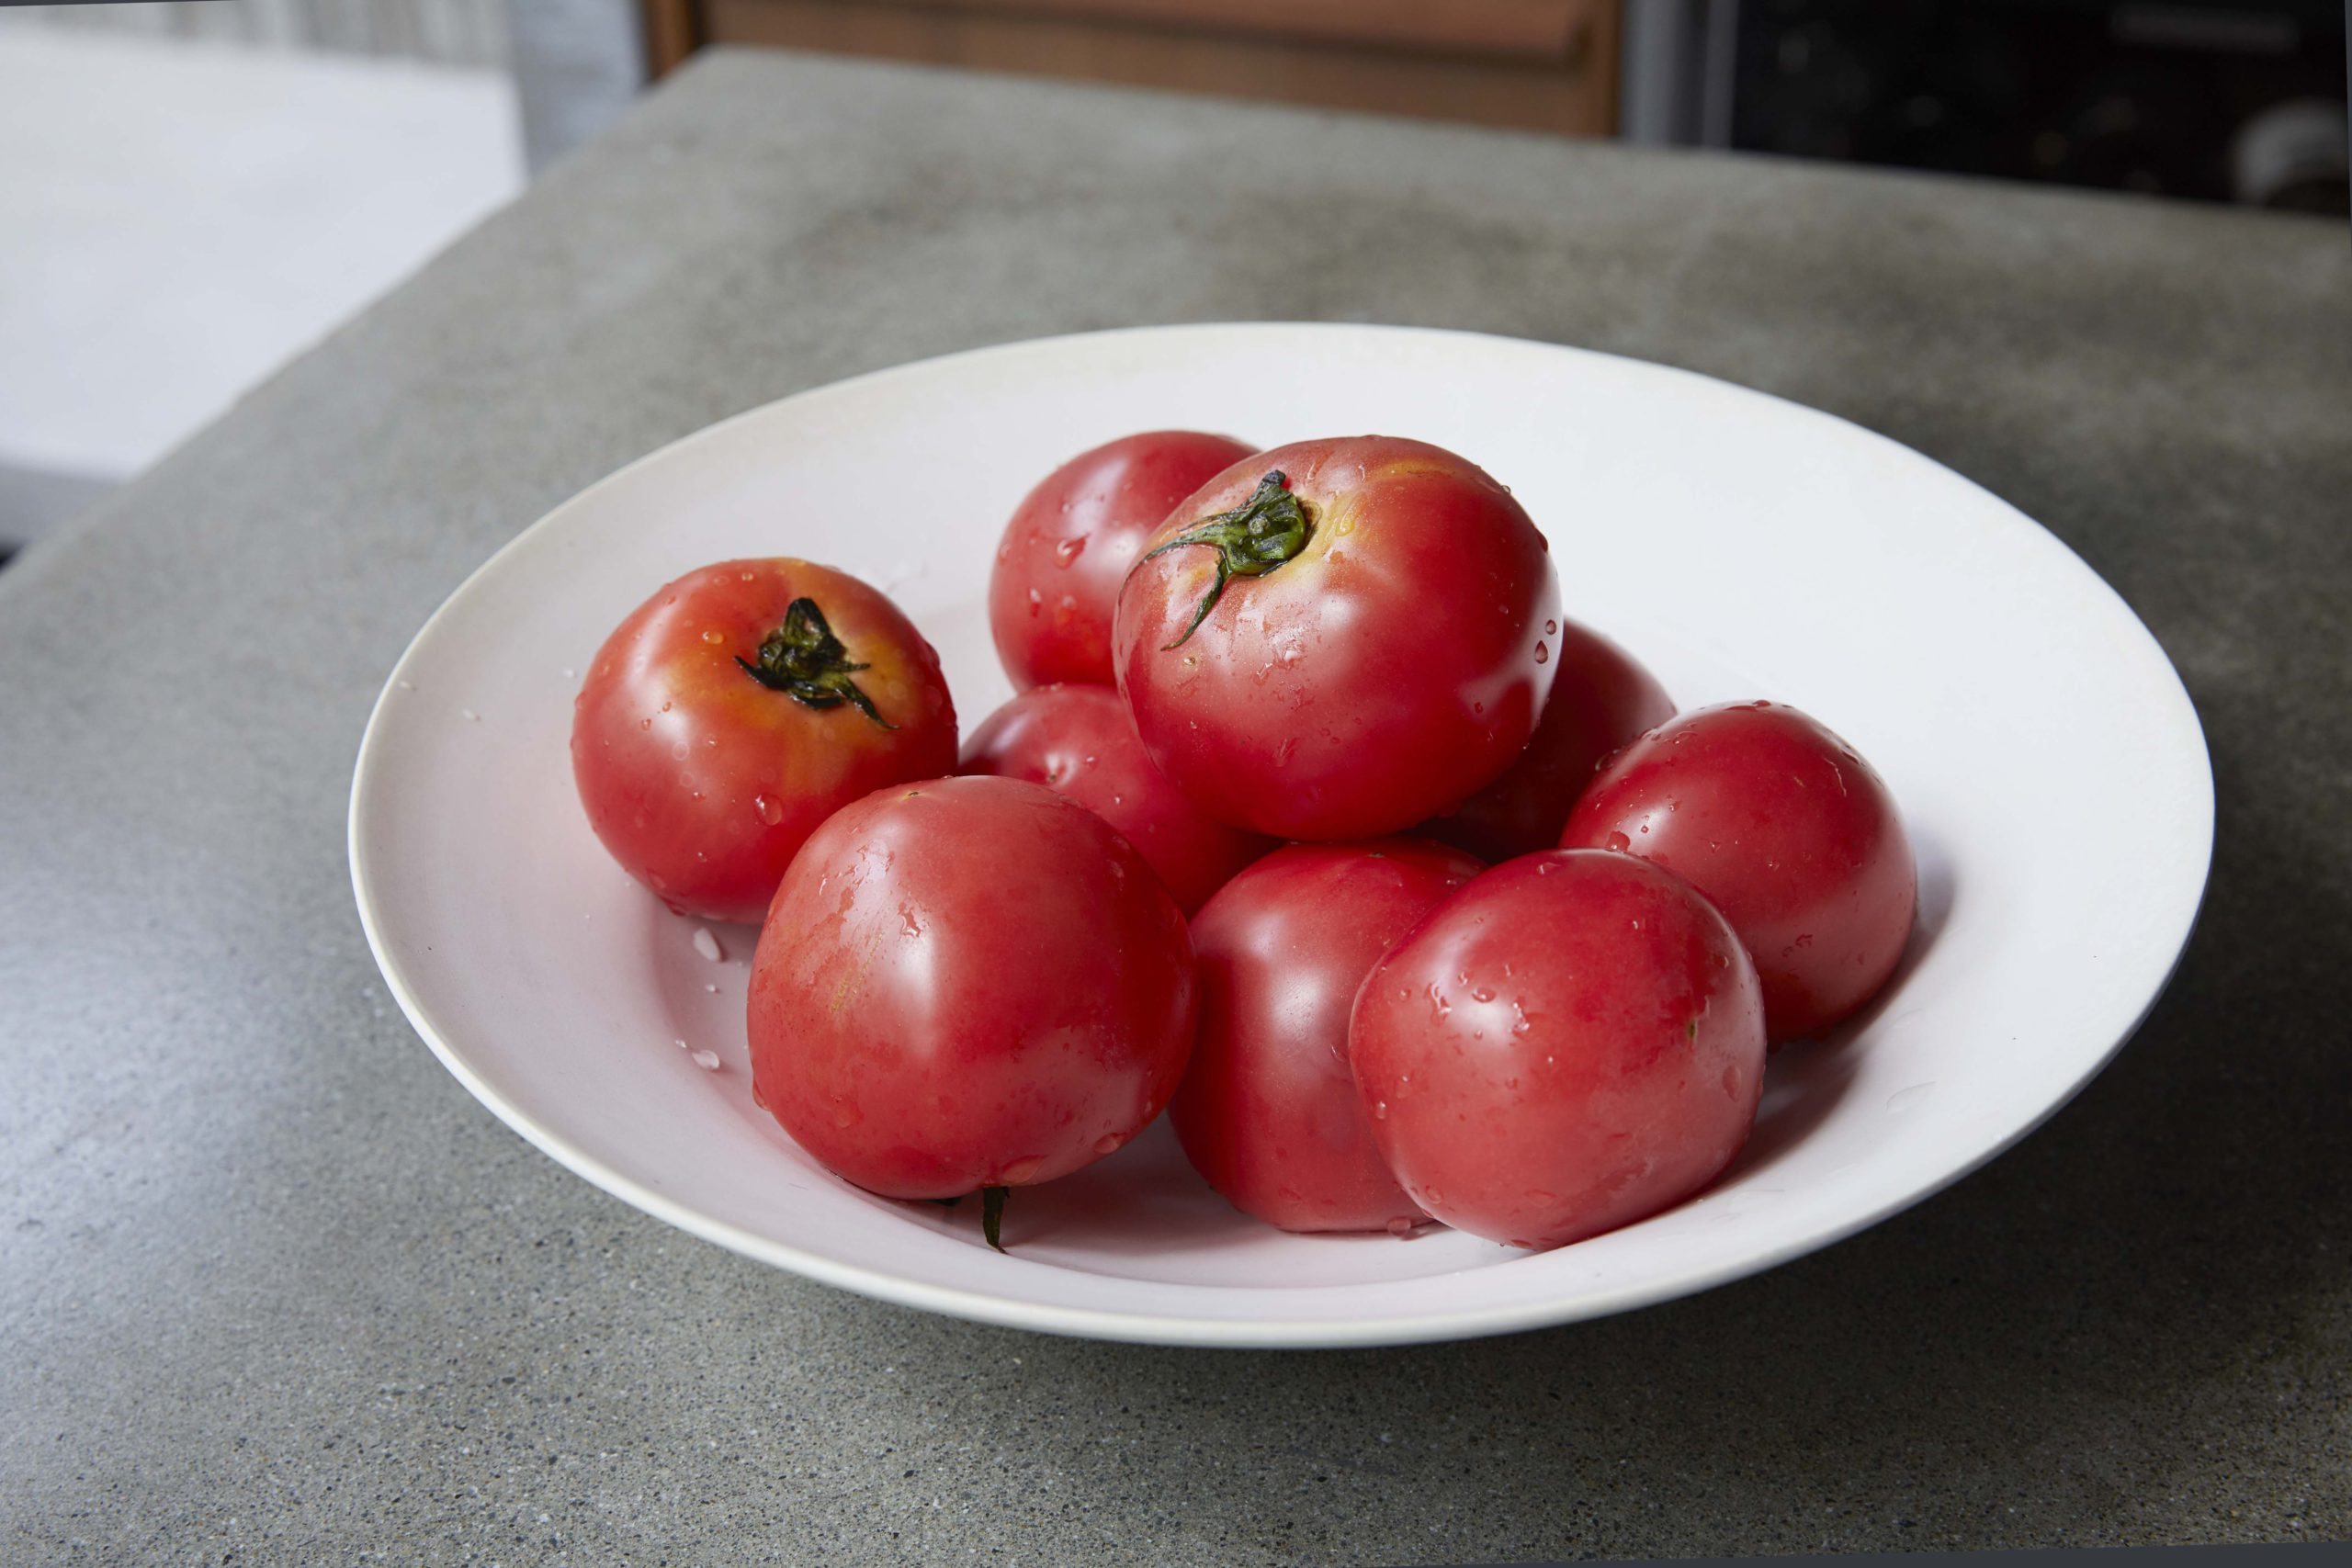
958 683 1273 915
1170 840 1480 1233
1350 850 1767 1251
1561 702 1917 1043
1113 435 1561 841
570 558 956 924
1418 617 1674 862
989 430 1259 690
746 775 1197 1202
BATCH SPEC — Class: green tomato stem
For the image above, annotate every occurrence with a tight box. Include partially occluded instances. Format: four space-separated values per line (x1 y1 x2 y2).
1141 471 1312 649
982 1185 1009 1253
735 596 896 728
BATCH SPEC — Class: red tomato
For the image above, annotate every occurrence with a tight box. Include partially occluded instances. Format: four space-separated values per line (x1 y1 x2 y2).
1170 840 1481 1233
1350 850 1767 1251
746 776 1197 1235
1113 436 1560 840
1561 701 1916 1042
1418 617 1674 861
958 683 1273 914
571 559 956 923
989 430 1258 689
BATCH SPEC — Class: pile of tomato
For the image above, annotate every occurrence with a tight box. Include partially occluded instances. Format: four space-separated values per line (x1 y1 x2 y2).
572 431 1917 1254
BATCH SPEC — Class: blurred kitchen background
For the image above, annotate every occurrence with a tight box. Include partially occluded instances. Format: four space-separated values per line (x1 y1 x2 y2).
3 0 2345 564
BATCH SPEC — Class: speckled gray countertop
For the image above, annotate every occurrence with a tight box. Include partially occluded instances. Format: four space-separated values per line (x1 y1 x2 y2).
4 49 2347 1567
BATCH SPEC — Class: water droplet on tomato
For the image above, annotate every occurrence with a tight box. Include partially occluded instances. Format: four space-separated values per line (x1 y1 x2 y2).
671 742 688 760
1423 1187 1444 1206
1533 641 1549 665
702 629 725 645
1372 1100 1388 1120
1544 619 1557 637
740 571 754 581
1470 986 1495 1003
1385 1215 1415 1236
755 795 784 826
690 1049 721 1071
1027 588 1042 617
1604 830 1632 852
639 718 652 730
1092 1133 1121 1156
1055 536 1086 566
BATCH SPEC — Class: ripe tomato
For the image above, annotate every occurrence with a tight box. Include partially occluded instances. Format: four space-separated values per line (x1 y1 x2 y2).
1170 840 1481 1233
1114 436 1560 840
958 682 1273 914
1418 617 1674 862
1350 850 1767 1252
989 430 1258 690
1561 702 1916 1042
746 776 1196 1242
571 558 956 924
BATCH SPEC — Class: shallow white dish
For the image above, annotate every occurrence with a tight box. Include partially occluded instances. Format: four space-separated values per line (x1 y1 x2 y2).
350 322 2211 1348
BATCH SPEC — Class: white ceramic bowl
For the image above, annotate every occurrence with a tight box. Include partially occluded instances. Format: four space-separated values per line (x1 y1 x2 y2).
350 323 2211 1348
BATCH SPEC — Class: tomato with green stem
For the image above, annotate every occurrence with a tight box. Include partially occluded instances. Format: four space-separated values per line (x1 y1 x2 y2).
571 558 956 924
1113 436 1559 840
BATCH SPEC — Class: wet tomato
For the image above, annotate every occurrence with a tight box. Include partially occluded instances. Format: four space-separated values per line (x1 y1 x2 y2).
1170 840 1481 1233
989 430 1258 690
571 558 956 923
1418 616 1674 862
746 776 1196 1243
1350 850 1768 1251
958 682 1273 914
1114 436 1559 840
1561 702 1916 1042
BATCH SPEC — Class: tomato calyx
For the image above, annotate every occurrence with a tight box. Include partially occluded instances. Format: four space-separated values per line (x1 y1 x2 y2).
735 597 897 728
1141 471 1311 649
982 1185 1009 1252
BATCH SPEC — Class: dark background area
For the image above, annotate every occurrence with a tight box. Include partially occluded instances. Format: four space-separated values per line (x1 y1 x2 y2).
1728 0 2347 209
